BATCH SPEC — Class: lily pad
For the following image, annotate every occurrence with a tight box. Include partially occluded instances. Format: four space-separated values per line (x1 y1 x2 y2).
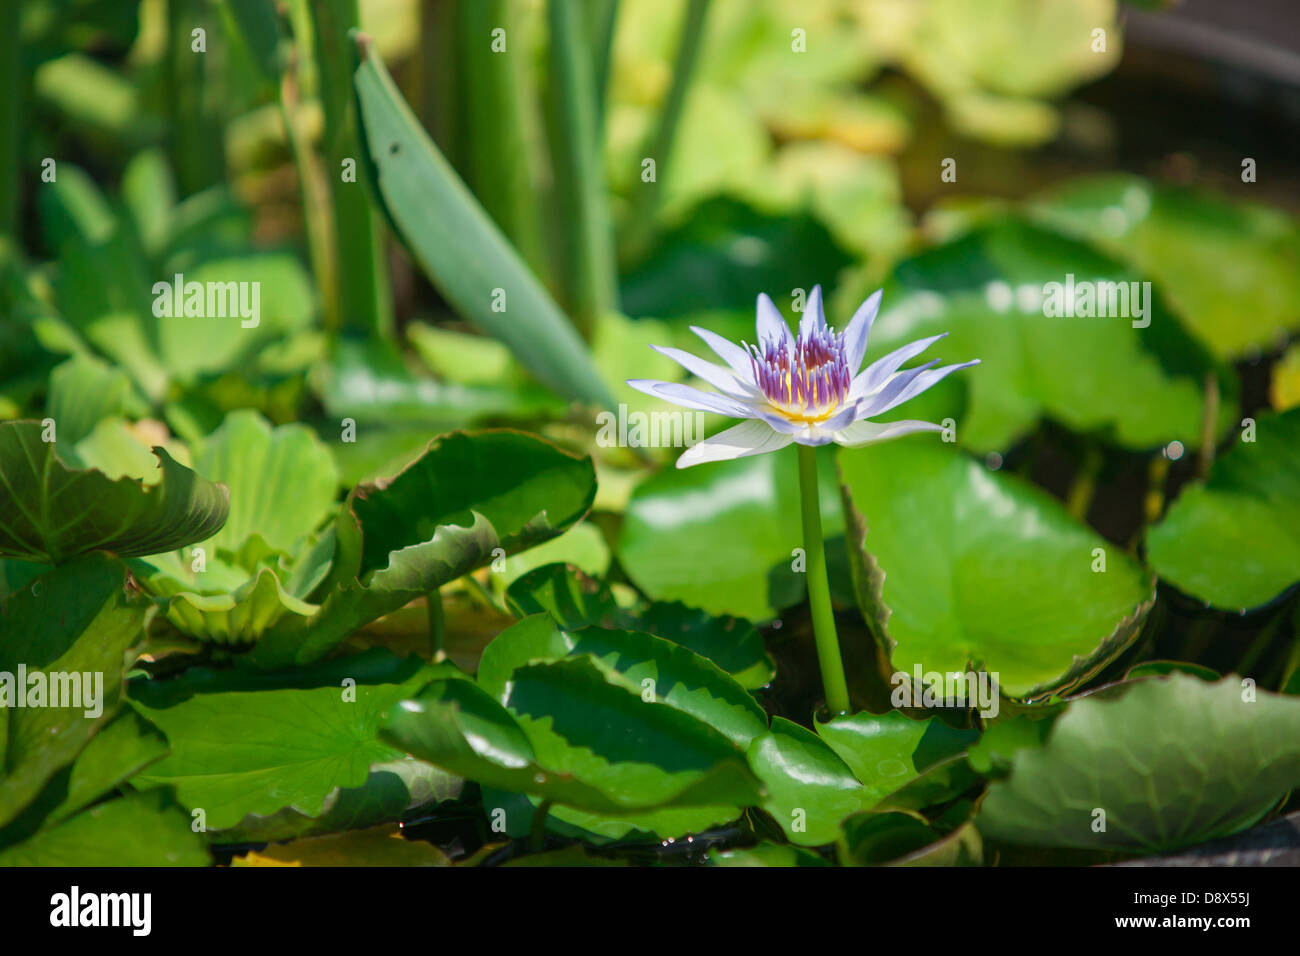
1030 174 1300 359
977 674 1300 852
839 217 1232 453
839 439 1155 699
384 659 763 834
618 444 843 621
1146 409 1300 611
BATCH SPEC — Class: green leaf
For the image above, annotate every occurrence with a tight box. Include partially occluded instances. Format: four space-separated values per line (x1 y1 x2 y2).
46 353 142 445
215 757 461 845
130 666 437 831
843 217 1231 453
618 444 844 621
0 710 170 851
542 0 620 331
0 421 229 563
249 430 596 667
385 665 762 823
43 710 170 829
965 713 1056 776
0 790 209 867
1146 409 1300 610
839 440 1154 699
476 616 769 748
814 710 978 792
839 810 982 866
504 563 775 689
350 33 614 408
977 674 1300 852
319 338 560 429
190 409 338 554
709 842 831 867
621 198 853 319
1030 174 1300 359
220 0 283 88
747 717 876 846
0 555 146 829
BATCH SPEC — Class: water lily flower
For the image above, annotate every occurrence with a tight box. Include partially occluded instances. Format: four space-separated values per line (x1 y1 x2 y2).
627 286 979 469
628 286 978 716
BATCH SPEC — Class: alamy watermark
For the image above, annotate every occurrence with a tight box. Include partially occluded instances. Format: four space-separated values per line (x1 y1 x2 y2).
1041 274 1151 328
890 665 1000 718
50 886 151 936
596 404 705 448
152 272 260 328
0 666 103 718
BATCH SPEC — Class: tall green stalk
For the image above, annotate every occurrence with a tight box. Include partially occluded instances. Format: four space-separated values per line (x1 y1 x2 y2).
311 0 393 341
165 0 226 196
0 0 21 243
797 444 851 716
543 0 619 337
460 0 544 274
623 0 709 258
587 0 620 133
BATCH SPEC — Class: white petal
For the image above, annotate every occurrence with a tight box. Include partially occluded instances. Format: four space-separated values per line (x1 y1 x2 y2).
799 284 825 338
840 289 883 375
832 419 945 448
859 359 980 418
690 325 753 378
626 379 756 418
849 333 947 402
650 345 755 398
676 418 793 468
756 293 794 349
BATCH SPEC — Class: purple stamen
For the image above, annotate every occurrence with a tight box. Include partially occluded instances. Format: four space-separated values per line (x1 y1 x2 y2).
747 321 851 417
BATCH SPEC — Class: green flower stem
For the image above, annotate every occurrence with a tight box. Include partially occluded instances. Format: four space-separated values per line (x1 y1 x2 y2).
796 444 850 716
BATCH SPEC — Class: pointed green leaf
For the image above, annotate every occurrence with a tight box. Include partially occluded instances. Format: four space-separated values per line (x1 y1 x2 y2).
351 33 614 408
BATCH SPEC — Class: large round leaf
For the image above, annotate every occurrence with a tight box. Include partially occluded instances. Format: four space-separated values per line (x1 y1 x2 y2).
1030 174 1300 359
0 421 228 563
978 674 1300 852
1146 409 1300 611
839 439 1154 699
841 218 1230 453
618 444 843 621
